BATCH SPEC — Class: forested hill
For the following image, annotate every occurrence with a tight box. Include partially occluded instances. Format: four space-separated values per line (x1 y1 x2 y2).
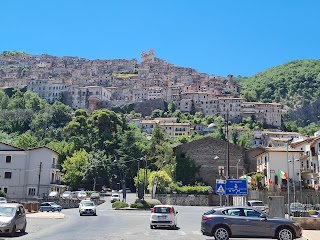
237 60 320 127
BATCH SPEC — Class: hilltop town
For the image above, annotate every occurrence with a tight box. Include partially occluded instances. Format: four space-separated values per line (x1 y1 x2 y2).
0 49 281 128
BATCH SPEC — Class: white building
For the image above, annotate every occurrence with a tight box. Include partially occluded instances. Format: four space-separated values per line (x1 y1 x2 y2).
27 79 68 103
255 147 303 191
0 142 65 201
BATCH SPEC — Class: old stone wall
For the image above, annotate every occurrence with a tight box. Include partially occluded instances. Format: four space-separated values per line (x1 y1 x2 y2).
176 137 247 188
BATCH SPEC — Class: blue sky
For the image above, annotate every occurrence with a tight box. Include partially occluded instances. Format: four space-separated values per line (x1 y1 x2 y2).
1 1 319 77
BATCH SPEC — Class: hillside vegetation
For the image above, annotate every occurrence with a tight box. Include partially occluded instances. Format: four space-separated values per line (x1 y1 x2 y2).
239 60 320 106
237 60 320 127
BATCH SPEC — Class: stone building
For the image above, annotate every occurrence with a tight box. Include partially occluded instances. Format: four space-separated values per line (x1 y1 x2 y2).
175 137 247 189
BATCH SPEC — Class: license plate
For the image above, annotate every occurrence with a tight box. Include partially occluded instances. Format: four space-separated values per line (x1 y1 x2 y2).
158 216 166 219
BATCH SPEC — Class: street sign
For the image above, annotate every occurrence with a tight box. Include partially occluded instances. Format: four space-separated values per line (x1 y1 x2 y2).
215 179 226 195
225 179 248 195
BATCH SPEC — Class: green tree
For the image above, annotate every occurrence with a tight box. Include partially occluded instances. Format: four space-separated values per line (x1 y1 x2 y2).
62 149 88 190
148 170 173 193
175 149 200 185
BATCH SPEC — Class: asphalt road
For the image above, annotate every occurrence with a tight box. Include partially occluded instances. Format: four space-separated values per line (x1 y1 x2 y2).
0 193 306 240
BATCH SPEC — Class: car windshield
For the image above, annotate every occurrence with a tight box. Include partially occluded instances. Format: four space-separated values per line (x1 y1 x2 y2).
0 207 15 217
83 202 94 206
252 202 264 206
153 207 172 214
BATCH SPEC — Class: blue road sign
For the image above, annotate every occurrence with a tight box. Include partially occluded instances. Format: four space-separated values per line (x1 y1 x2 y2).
215 179 226 195
226 179 248 195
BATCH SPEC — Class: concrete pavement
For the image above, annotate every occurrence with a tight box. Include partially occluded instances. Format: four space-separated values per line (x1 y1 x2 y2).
25 210 320 239
302 230 320 240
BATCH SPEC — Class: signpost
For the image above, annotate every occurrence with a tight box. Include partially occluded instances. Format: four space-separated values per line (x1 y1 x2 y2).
216 179 226 206
226 179 248 195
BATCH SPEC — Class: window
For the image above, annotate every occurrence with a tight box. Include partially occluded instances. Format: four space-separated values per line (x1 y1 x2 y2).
4 172 11 179
3 187 7 194
5 156 11 163
28 188 36 196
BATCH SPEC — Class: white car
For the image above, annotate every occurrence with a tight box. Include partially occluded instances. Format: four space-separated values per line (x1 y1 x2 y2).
150 205 178 229
79 201 96 216
77 191 87 200
110 193 120 203
247 200 267 212
0 197 7 203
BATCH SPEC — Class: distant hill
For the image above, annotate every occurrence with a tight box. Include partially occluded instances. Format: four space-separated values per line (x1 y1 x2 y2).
236 60 320 127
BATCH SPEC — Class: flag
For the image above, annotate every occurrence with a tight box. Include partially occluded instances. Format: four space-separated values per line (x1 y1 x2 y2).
246 176 254 184
278 169 288 180
268 178 273 184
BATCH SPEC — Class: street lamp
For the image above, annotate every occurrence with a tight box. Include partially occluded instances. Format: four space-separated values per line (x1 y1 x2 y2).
285 138 294 218
236 159 241 179
152 160 166 199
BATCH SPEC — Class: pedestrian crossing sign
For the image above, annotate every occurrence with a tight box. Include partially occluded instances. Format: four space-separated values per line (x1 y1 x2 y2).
215 179 226 195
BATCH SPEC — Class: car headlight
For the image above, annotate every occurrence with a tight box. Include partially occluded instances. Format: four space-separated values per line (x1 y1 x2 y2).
0 220 12 227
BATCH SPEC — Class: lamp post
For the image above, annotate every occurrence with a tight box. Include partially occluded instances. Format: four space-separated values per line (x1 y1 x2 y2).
285 138 293 218
225 109 230 205
236 159 241 179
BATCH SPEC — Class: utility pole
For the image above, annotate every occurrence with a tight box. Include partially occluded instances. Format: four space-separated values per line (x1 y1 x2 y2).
37 162 43 198
226 109 230 206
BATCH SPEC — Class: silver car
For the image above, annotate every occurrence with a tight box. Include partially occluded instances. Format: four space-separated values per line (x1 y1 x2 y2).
201 206 302 240
0 203 27 237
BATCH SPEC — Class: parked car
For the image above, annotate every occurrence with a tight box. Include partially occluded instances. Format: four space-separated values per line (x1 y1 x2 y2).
48 191 60 199
77 191 87 200
70 191 79 199
90 192 100 200
119 188 131 193
0 203 27 237
39 202 62 212
150 205 178 229
79 201 97 216
0 197 7 203
62 191 72 199
247 200 267 212
110 193 120 203
201 206 302 240
290 202 304 215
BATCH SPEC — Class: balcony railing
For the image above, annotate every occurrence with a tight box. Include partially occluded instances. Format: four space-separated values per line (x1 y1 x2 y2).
51 164 60 170
301 167 314 173
50 180 61 184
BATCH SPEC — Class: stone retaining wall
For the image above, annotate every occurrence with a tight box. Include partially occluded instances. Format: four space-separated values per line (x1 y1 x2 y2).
155 194 210 206
292 217 320 230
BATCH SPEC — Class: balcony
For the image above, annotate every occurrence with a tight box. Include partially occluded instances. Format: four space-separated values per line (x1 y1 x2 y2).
51 164 60 170
301 167 314 173
50 180 61 185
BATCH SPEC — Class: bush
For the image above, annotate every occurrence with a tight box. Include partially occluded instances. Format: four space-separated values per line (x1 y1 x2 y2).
112 201 129 209
0 191 6 197
144 198 161 208
130 203 144 209
172 185 213 195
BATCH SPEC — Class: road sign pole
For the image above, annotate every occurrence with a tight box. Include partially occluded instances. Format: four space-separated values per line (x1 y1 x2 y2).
220 194 222 207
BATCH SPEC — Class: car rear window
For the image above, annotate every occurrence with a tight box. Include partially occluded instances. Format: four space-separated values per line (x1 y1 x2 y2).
153 207 172 214
204 209 216 215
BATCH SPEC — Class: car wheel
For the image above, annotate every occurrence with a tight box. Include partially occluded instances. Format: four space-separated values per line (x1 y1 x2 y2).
21 222 27 233
277 227 293 240
10 225 16 237
213 226 230 240
80 213 83 216
52 209 55 212
40 208 43 212
150 225 154 229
